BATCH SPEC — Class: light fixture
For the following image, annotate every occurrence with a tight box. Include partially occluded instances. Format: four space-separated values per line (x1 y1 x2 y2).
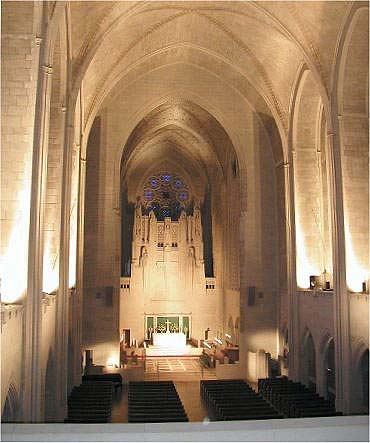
214 337 222 345
309 276 315 289
310 275 320 290
203 342 212 349
225 333 231 339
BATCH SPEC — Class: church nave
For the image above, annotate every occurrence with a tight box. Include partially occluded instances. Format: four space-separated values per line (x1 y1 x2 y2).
111 380 210 424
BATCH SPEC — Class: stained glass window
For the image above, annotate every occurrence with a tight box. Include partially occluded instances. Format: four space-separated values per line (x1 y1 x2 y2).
144 189 153 200
178 190 188 201
162 207 171 217
161 173 171 183
150 177 159 188
142 172 189 220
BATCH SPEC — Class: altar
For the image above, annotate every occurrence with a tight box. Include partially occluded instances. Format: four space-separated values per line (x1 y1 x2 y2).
152 332 186 348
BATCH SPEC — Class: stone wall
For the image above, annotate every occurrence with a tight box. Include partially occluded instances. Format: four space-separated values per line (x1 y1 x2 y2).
1 1 38 303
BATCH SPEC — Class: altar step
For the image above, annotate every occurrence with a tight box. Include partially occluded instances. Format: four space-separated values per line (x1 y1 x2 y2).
145 345 203 357
144 370 216 382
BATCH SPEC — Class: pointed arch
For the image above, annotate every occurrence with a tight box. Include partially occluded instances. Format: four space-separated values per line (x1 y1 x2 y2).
1 383 19 423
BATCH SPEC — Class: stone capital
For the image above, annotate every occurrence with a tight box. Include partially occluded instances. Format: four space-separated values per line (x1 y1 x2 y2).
42 65 53 75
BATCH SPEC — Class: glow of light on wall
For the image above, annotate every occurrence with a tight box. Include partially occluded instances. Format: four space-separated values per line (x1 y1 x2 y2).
1 187 30 303
42 244 59 294
106 355 119 367
344 224 368 292
295 215 320 289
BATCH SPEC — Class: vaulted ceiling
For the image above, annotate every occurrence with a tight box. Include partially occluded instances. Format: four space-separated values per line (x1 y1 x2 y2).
65 1 355 179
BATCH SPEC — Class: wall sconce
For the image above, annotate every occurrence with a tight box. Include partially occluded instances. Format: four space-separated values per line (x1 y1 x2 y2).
225 333 231 339
214 337 222 345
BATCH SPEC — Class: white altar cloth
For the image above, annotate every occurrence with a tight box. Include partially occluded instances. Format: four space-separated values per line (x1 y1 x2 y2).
153 332 186 348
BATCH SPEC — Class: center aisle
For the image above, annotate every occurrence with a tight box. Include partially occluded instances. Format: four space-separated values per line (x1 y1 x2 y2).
110 356 216 422
174 381 209 422
111 381 209 423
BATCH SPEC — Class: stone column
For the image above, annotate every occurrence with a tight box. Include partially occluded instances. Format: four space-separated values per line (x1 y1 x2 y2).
316 149 326 274
55 105 75 421
326 130 351 413
284 158 300 381
74 152 86 388
23 52 53 422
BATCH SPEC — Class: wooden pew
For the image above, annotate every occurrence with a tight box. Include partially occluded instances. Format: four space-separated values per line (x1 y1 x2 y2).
128 381 188 423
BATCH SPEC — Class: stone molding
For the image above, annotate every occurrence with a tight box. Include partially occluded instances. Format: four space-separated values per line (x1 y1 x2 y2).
41 292 56 313
42 65 53 75
1 303 23 327
298 289 334 298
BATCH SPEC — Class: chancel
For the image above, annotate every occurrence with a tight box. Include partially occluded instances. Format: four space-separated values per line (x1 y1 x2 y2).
1 1 369 441
120 171 221 353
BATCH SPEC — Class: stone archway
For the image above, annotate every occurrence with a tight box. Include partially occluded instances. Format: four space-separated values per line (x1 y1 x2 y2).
359 350 369 413
324 339 336 402
1 383 19 422
301 329 316 391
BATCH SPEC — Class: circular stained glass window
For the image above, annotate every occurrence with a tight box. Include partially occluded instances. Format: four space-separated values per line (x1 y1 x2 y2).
144 189 153 200
161 173 171 183
173 178 183 188
142 172 190 220
149 177 159 188
161 190 172 200
178 190 188 201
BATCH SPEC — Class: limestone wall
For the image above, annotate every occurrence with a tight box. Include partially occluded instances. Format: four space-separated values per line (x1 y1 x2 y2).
239 111 280 363
339 9 369 293
83 114 120 366
1 1 38 303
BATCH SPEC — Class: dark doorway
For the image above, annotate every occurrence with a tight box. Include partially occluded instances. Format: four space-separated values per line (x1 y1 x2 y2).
360 350 369 413
44 351 57 422
325 340 335 402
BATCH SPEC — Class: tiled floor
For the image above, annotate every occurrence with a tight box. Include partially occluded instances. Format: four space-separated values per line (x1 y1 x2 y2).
144 357 216 381
145 358 201 373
